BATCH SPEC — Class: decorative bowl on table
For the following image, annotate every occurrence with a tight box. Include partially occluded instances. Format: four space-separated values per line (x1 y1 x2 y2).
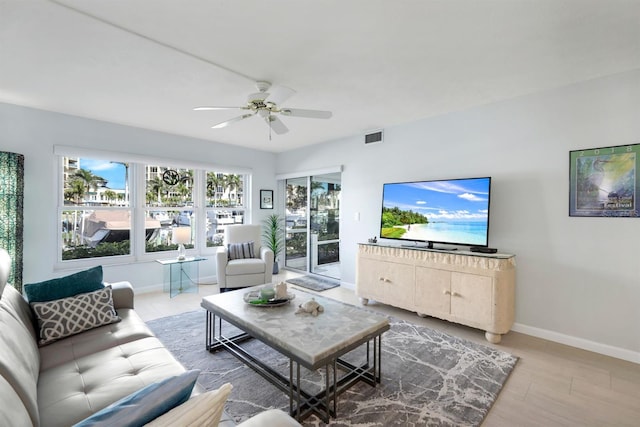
243 290 295 307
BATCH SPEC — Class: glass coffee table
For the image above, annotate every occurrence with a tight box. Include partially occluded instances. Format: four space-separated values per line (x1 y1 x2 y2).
201 286 390 423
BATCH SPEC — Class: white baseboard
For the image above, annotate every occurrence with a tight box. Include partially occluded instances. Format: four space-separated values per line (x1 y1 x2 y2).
339 281 355 290
512 322 640 364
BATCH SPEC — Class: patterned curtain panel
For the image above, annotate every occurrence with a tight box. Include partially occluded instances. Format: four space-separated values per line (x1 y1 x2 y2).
0 152 24 292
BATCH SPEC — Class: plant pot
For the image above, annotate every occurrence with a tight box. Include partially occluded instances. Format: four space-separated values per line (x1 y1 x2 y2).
272 261 279 275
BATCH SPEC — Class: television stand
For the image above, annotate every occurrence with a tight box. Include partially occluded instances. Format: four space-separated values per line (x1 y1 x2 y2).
356 243 515 343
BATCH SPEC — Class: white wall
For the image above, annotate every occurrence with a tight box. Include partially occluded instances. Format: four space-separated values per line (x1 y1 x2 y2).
1 69 638 362
0 103 277 292
276 69 640 362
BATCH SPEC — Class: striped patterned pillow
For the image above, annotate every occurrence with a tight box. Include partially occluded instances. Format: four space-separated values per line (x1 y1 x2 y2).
227 241 256 260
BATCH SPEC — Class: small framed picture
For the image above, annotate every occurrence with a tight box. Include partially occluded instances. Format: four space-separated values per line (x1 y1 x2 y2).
260 189 274 209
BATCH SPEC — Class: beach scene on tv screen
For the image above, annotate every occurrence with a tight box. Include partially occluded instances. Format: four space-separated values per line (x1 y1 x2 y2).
381 178 490 246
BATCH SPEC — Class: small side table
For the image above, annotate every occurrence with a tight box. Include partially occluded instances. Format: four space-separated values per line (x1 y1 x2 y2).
156 257 206 298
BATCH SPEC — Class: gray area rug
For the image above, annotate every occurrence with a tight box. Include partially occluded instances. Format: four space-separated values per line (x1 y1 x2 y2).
287 275 340 291
148 310 517 426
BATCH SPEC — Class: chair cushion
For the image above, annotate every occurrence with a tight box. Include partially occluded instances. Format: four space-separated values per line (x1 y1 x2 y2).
226 258 266 275
73 370 200 427
31 286 120 346
227 241 255 260
24 265 104 303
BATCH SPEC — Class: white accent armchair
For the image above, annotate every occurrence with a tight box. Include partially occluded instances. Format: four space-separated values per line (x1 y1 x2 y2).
216 224 274 291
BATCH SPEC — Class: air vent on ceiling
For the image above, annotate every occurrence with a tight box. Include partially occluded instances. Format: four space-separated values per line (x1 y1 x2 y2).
364 129 383 145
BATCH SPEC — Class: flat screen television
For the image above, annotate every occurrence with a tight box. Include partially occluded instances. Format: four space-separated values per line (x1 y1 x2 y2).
380 177 491 249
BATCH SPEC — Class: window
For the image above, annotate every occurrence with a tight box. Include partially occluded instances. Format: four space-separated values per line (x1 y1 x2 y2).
59 154 249 262
205 171 245 247
61 158 132 260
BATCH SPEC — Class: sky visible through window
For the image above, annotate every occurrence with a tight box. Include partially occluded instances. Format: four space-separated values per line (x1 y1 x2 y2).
79 159 126 190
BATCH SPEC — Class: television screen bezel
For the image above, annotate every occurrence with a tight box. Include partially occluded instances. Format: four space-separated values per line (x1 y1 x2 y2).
379 176 492 249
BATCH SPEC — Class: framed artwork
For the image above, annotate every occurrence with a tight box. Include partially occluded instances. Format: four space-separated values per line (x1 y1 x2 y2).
569 143 639 217
260 189 274 209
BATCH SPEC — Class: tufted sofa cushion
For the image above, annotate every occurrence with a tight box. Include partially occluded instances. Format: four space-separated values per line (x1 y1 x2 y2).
38 336 187 427
38 306 155 371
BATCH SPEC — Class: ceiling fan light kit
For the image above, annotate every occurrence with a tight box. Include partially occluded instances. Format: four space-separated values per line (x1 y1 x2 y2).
194 81 332 136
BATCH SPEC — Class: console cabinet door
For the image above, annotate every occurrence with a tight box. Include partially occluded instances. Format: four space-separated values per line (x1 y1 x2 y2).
415 266 451 317
450 272 493 325
357 258 414 308
356 258 386 301
382 262 415 309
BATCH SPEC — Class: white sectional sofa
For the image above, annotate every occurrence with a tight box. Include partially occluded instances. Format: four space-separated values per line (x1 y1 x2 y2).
0 249 300 426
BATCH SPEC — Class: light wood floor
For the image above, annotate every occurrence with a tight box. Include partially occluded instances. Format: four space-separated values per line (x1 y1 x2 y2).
135 271 640 427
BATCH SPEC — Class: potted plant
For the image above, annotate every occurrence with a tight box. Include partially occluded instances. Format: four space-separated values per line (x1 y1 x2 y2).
262 214 284 274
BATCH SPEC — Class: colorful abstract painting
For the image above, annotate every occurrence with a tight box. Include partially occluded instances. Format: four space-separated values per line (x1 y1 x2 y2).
569 144 639 217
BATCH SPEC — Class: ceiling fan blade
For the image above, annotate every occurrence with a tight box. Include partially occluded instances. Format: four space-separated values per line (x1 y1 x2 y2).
266 85 296 106
211 113 255 129
194 106 243 111
266 115 289 135
280 108 332 119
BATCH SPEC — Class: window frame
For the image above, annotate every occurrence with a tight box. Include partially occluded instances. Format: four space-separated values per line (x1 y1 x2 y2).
54 146 251 269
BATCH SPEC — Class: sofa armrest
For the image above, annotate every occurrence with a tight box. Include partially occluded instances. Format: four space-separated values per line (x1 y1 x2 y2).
216 248 228 288
260 247 274 283
107 281 134 309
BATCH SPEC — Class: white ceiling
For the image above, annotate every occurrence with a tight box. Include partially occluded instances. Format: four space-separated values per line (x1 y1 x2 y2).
1 0 640 153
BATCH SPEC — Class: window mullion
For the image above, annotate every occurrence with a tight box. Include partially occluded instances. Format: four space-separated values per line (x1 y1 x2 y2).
131 163 145 258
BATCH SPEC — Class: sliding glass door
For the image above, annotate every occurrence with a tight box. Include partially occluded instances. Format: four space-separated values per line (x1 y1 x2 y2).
284 177 308 271
310 174 340 278
284 173 340 280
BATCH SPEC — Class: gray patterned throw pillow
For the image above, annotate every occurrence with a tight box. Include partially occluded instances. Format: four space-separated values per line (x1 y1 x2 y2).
227 241 255 260
31 285 121 346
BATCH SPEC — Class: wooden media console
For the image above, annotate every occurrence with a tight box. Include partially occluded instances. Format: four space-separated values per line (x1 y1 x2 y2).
356 243 516 343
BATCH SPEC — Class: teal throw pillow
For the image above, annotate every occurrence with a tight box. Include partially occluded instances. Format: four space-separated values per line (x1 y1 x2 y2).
24 265 104 303
73 370 200 427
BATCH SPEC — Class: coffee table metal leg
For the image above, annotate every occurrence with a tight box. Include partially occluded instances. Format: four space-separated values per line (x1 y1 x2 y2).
374 335 378 383
296 362 301 420
325 363 330 422
332 359 338 415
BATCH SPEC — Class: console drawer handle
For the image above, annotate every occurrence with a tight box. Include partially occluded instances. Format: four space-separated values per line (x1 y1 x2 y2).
443 290 451 295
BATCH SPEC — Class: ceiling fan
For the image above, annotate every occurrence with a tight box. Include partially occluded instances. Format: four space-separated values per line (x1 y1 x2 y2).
194 81 332 136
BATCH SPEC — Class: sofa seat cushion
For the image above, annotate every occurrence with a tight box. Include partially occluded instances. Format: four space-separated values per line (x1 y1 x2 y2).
39 308 156 371
226 258 266 276
37 337 186 427
75 370 200 427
